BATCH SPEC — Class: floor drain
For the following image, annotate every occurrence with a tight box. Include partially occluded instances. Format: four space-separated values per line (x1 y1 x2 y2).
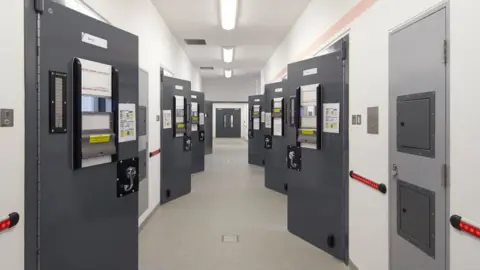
222 235 239 243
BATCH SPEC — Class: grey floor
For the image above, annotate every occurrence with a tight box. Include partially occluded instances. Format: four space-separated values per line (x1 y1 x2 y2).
139 138 348 270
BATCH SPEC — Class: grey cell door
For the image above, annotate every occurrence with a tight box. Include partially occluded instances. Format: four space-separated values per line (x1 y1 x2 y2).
264 83 288 194
160 76 192 204
205 101 213 154
248 95 265 166
30 2 139 270
191 91 205 174
389 6 447 270
216 108 241 138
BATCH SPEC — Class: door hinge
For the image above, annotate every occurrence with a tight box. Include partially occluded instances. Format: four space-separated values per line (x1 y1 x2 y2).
34 0 44 14
443 40 448 64
341 40 348 61
441 163 448 187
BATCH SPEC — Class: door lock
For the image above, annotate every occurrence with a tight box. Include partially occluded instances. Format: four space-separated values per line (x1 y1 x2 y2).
392 164 398 178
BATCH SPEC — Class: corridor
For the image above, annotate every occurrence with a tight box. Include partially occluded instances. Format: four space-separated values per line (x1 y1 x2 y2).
139 139 347 270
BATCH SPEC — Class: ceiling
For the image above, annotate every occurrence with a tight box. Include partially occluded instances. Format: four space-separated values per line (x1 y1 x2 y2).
152 0 312 78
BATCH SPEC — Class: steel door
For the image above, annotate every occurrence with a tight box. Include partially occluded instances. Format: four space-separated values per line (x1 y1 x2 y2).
248 95 265 166
286 37 349 262
30 2 139 269
264 83 288 194
205 101 213 154
191 91 205 173
160 76 192 204
389 7 447 270
216 108 241 138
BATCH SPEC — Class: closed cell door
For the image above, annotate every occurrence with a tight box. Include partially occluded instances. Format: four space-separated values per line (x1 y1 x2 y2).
389 6 447 270
216 108 241 138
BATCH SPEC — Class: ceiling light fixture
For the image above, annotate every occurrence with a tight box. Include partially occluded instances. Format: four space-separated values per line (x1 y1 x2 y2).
223 47 234 63
220 0 238 30
225 69 233 78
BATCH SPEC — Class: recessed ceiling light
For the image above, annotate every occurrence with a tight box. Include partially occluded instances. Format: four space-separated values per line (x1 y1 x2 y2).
223 47 234 63
220 0 238 31
225 69 233 78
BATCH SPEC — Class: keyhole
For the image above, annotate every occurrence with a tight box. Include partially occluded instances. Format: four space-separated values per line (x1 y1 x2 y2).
400 122 405 127
402 208 407 213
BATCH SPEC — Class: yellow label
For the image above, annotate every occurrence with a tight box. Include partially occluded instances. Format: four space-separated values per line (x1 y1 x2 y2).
89 134 111 144
193 117 198 121
301 130 315 135
177 123 185 129
273 108 281 113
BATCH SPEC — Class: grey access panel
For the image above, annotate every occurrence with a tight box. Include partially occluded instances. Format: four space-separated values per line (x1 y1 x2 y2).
28 2 139 269
191 91 205 173
389 6 447 270
264 82 288 194
286 37 349 262
248 95 265 166
161 76 192 204
397 92 435 157
205 101 213 154
397 180 435 257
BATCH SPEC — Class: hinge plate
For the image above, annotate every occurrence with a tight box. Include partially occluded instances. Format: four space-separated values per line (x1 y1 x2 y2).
441 163 448 187
342 40 348 60
443 40 448 64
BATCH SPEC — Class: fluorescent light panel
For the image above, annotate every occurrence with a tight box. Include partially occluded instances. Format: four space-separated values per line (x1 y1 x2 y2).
220 0 238 30
223 47 234 63
225 69 233 78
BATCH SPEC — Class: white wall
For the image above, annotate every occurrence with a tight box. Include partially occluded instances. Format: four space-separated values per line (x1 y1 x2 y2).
450 0 480 269
0 1 24 269
203 74 260 102
68 0 202 225
261 1 460 270
212 103 249 140
262 0 363 88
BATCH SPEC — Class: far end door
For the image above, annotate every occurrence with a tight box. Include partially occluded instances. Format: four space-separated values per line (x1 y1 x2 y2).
389 6 447 270
216 108 241 138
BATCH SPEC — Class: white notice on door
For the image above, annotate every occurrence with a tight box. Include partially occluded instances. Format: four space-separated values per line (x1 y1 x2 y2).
261 111 265 123
199 113 205 125
78 58 112 97
254 119 260 130
118 103 136 143
323 103 340 133
265 113 272 128
163 110 172 129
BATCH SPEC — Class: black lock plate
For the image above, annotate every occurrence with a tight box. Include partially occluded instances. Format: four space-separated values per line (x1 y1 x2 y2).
287 145 301 171
264 135 272 149
184 135 192 151
117 158 139 198
248 129 254 138
199 130 205 142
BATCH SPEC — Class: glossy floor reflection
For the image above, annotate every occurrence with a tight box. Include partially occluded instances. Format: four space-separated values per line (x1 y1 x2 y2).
139 138 347 270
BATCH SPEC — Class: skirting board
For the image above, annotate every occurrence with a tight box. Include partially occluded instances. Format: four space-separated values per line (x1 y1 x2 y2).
139 202 161 231
349 259 359 270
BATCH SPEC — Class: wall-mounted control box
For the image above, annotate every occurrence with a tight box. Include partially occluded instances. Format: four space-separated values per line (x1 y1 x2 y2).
296 84 322 149
72 58 118 170
272 97 284 136
0 109 14 127
173 95 186 137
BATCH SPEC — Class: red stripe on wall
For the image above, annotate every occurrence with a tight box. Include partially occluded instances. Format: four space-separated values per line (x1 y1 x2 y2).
272 0 378 82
